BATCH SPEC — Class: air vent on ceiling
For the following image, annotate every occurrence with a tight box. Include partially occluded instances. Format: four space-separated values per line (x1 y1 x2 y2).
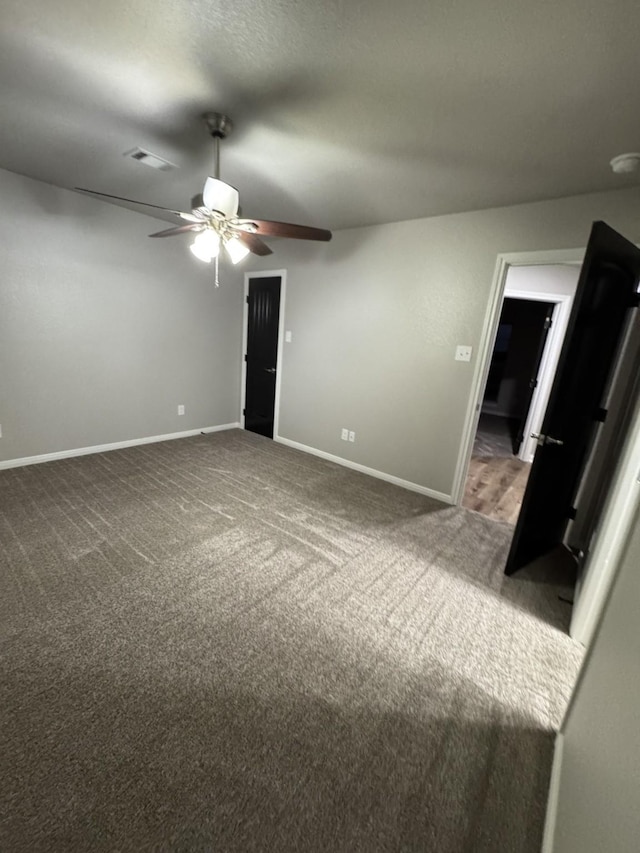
124 147 176 171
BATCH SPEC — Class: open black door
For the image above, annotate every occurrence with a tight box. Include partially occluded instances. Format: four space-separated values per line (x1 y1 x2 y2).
244 275 281 439
512 302 554 455
505 222 640 575
567 305 640 559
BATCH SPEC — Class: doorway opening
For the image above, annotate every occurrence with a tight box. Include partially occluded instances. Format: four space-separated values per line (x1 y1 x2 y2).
455 227 640 646
462 264 579 524
241 270 287 439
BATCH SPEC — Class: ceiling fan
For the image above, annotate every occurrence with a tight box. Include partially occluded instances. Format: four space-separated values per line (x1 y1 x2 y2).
76 112 332 281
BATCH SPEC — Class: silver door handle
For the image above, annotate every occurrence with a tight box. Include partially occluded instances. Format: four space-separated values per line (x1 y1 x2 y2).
531 433 564 446
264 367 276 374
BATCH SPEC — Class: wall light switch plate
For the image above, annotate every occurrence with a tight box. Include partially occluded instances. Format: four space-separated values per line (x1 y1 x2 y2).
341 428 349 441
177 405 185 416
348 431 355 442
285 330 292 343
455 345 472 362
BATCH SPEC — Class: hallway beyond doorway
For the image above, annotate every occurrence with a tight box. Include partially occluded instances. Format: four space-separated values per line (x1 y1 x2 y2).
463 413 530 524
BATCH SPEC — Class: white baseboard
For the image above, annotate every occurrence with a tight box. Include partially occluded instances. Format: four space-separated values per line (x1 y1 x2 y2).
275 436 452 504
541 732 564 853
0 423 241 471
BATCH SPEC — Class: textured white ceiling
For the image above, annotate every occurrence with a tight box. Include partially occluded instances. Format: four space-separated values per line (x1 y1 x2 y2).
1 0 639 231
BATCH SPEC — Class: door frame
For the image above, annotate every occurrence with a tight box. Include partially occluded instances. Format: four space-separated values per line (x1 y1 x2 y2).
452 243 640 648
240 269 287 437
501 287 575 463
452 247 585 506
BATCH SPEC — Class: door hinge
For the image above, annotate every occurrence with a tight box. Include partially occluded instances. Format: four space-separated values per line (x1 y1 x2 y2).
544 316 553 329
567 506 578 520
242 408 246 416
529 378 538 390
595 407 608 423
246 295 250 304
244 354 247 362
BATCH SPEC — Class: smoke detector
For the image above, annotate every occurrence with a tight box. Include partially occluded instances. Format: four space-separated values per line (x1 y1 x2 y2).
610 153 640 174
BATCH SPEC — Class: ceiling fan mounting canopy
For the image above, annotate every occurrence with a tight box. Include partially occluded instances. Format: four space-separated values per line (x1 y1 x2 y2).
203 112 233 140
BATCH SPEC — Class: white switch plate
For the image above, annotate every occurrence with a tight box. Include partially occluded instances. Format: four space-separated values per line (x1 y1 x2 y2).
341 428 349 440
348 430 355 442
285 330 292 343
177 405 185 415
455 345 472 362
0 423 2 438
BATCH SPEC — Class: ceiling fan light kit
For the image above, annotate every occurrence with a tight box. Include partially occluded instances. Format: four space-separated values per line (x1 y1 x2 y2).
224 235 251 264
76 112 331 287
189 229 220 263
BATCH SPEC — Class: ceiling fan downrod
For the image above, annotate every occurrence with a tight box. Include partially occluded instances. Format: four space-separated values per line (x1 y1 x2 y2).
203 112 232 180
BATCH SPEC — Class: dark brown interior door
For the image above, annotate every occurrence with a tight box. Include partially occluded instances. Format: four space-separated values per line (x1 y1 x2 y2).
512 301 554 455
244 275 281 439
567 305 640 560
505 222 640 575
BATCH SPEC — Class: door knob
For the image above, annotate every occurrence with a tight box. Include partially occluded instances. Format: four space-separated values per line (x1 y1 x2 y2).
531 432 564 446
264 367 276 374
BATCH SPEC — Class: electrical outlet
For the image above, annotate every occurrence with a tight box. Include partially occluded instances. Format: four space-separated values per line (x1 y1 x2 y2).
341 428 349 441
285 330 292 343
455 345 473 362
177 405 185 416
348 431 355 442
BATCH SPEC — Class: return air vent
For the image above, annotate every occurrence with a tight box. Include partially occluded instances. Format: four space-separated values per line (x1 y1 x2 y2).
124 147 176 171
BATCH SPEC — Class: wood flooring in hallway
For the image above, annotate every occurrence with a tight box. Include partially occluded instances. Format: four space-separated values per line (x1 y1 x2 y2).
463 454 531 525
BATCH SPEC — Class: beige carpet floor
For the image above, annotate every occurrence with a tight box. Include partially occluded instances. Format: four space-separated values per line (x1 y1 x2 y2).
0 429 582 852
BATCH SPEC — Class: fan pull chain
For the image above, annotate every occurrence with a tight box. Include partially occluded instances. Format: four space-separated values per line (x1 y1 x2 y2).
214 253 220 287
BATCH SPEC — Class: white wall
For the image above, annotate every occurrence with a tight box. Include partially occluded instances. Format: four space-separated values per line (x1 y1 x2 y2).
546 501 640 852
4 170 640 497
505 264 579 297
243 185 640 499
0 169 244 463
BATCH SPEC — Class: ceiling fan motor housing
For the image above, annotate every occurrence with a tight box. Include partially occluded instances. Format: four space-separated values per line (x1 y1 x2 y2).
203 177 239 217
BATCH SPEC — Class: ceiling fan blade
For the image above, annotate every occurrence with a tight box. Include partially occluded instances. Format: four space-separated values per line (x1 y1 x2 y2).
189 197 212 220
149 224 203 238
232 230 273 256
180 212 208 223
75 187 189 218
237 218 332 242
